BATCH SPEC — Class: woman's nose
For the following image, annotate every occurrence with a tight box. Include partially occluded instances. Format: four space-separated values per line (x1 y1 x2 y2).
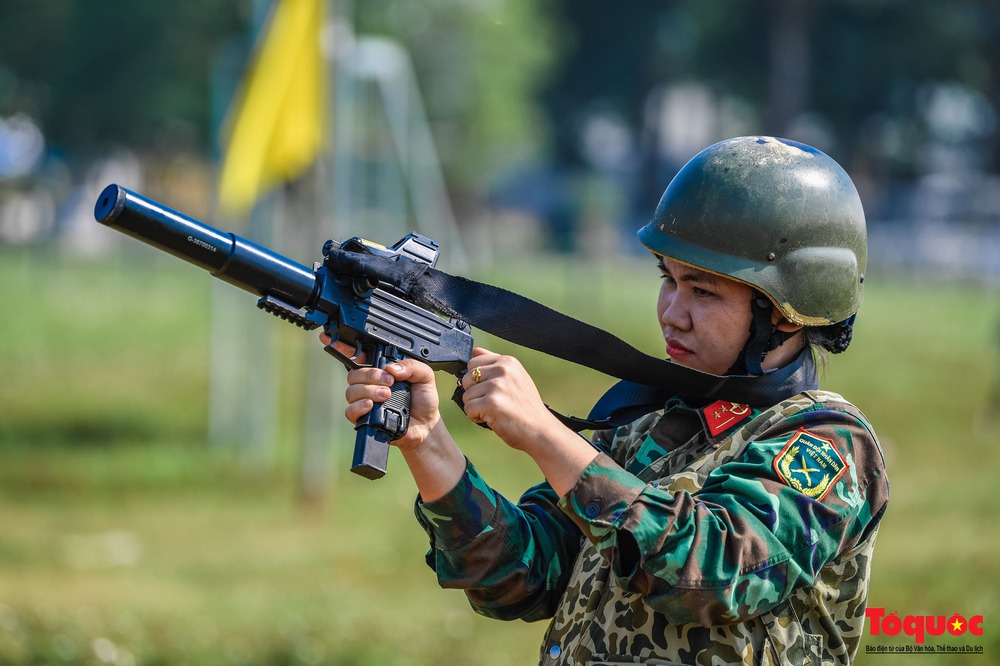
659 292 691 331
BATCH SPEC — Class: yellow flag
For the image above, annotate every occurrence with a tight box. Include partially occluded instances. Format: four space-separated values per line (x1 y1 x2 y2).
218 0 327 215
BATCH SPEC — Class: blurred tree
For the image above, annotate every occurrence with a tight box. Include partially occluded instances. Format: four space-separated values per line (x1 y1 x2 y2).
354 0 557 193
765 0 812 135
815 0 999 177
534 0 998 176
0 0 249 160
0 0 996 191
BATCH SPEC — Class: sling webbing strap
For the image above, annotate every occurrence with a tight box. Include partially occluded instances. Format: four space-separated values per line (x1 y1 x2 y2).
330 250 813 426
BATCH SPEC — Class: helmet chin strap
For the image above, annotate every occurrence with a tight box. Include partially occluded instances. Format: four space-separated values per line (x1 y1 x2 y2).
729 291 796 376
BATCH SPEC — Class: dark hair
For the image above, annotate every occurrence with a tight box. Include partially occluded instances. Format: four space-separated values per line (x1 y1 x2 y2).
804 317 855 373
806 318 855 354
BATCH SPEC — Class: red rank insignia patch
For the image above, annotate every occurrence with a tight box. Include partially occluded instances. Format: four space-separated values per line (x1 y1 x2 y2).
703 400 752 437
773 429 849 501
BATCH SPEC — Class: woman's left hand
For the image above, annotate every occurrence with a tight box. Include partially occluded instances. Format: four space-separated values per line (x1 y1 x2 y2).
460 347 600 496
459 347 562 451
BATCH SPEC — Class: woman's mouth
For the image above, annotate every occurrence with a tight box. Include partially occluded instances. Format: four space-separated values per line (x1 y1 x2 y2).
665 338 694 360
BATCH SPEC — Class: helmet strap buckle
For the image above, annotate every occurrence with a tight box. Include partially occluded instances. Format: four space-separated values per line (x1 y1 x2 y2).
739 292 795 376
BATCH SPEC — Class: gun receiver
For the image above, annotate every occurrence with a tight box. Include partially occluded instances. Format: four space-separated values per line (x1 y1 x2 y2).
94 184 474 480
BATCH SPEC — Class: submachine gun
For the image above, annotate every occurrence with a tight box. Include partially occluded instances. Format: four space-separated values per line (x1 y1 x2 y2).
94 184 473 480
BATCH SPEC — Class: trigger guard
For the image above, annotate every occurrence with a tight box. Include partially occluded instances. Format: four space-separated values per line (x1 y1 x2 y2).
323 332 368 371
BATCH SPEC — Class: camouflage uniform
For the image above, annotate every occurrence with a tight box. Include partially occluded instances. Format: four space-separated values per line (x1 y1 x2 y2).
415 362 888 665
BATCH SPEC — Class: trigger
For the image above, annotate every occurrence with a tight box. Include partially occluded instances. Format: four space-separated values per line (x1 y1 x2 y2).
323 332 366 370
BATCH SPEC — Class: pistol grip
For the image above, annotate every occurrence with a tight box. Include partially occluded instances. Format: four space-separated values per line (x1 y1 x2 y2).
351 379 411 480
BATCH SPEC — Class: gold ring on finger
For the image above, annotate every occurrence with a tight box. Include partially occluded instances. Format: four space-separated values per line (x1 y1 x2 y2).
471 367 483 383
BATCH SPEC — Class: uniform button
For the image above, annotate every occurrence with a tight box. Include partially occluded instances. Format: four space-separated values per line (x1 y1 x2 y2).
548 643 562 658
584 501 601 518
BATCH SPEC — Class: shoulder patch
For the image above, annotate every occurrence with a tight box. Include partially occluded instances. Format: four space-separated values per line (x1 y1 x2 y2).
703 400 752 437
773 429 848 500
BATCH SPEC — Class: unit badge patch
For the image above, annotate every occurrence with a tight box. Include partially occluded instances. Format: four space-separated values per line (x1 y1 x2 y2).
773 429 848 500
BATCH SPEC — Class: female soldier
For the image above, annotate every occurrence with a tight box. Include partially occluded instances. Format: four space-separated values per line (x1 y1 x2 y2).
329 136 888 665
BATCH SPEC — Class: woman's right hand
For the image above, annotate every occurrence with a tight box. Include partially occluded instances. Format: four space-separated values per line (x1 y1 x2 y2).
323 336 442 451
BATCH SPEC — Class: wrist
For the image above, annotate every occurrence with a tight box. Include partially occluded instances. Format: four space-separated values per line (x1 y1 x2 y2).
520 420 600 497
399 416 466 503
393 409 442 452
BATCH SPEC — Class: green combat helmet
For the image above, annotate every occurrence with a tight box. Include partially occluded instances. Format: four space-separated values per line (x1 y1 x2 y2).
637 136 867 373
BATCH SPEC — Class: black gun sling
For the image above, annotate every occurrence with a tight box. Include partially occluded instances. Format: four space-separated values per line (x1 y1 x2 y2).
329 250 814 431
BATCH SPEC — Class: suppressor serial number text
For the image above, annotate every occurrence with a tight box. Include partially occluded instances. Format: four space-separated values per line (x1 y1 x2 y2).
187 236 217 252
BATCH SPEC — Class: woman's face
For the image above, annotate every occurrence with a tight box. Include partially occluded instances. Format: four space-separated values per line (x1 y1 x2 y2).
655 257 754 376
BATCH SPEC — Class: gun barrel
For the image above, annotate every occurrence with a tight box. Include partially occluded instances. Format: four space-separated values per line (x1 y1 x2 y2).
94 184 318 307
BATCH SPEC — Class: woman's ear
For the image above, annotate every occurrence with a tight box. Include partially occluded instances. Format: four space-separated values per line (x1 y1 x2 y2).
772 312 804 333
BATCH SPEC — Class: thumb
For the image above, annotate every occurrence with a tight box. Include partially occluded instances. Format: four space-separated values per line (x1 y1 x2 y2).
386 357 435 384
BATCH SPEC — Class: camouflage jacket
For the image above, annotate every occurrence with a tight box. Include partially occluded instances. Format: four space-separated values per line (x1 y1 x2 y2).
415 389 888 665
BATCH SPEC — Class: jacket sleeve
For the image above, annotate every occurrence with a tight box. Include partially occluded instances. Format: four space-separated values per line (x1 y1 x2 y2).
414 458 584 622
557 402 889 625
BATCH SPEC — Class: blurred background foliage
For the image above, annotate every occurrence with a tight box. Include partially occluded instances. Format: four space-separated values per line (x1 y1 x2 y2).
2 0 998 265
4 0 998 166
1 0 1000 664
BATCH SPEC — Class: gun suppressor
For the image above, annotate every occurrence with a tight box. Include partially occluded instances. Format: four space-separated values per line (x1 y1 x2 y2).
94 184 318 307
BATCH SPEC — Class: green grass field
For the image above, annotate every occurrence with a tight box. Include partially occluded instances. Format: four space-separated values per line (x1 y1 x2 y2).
1 244 998 665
